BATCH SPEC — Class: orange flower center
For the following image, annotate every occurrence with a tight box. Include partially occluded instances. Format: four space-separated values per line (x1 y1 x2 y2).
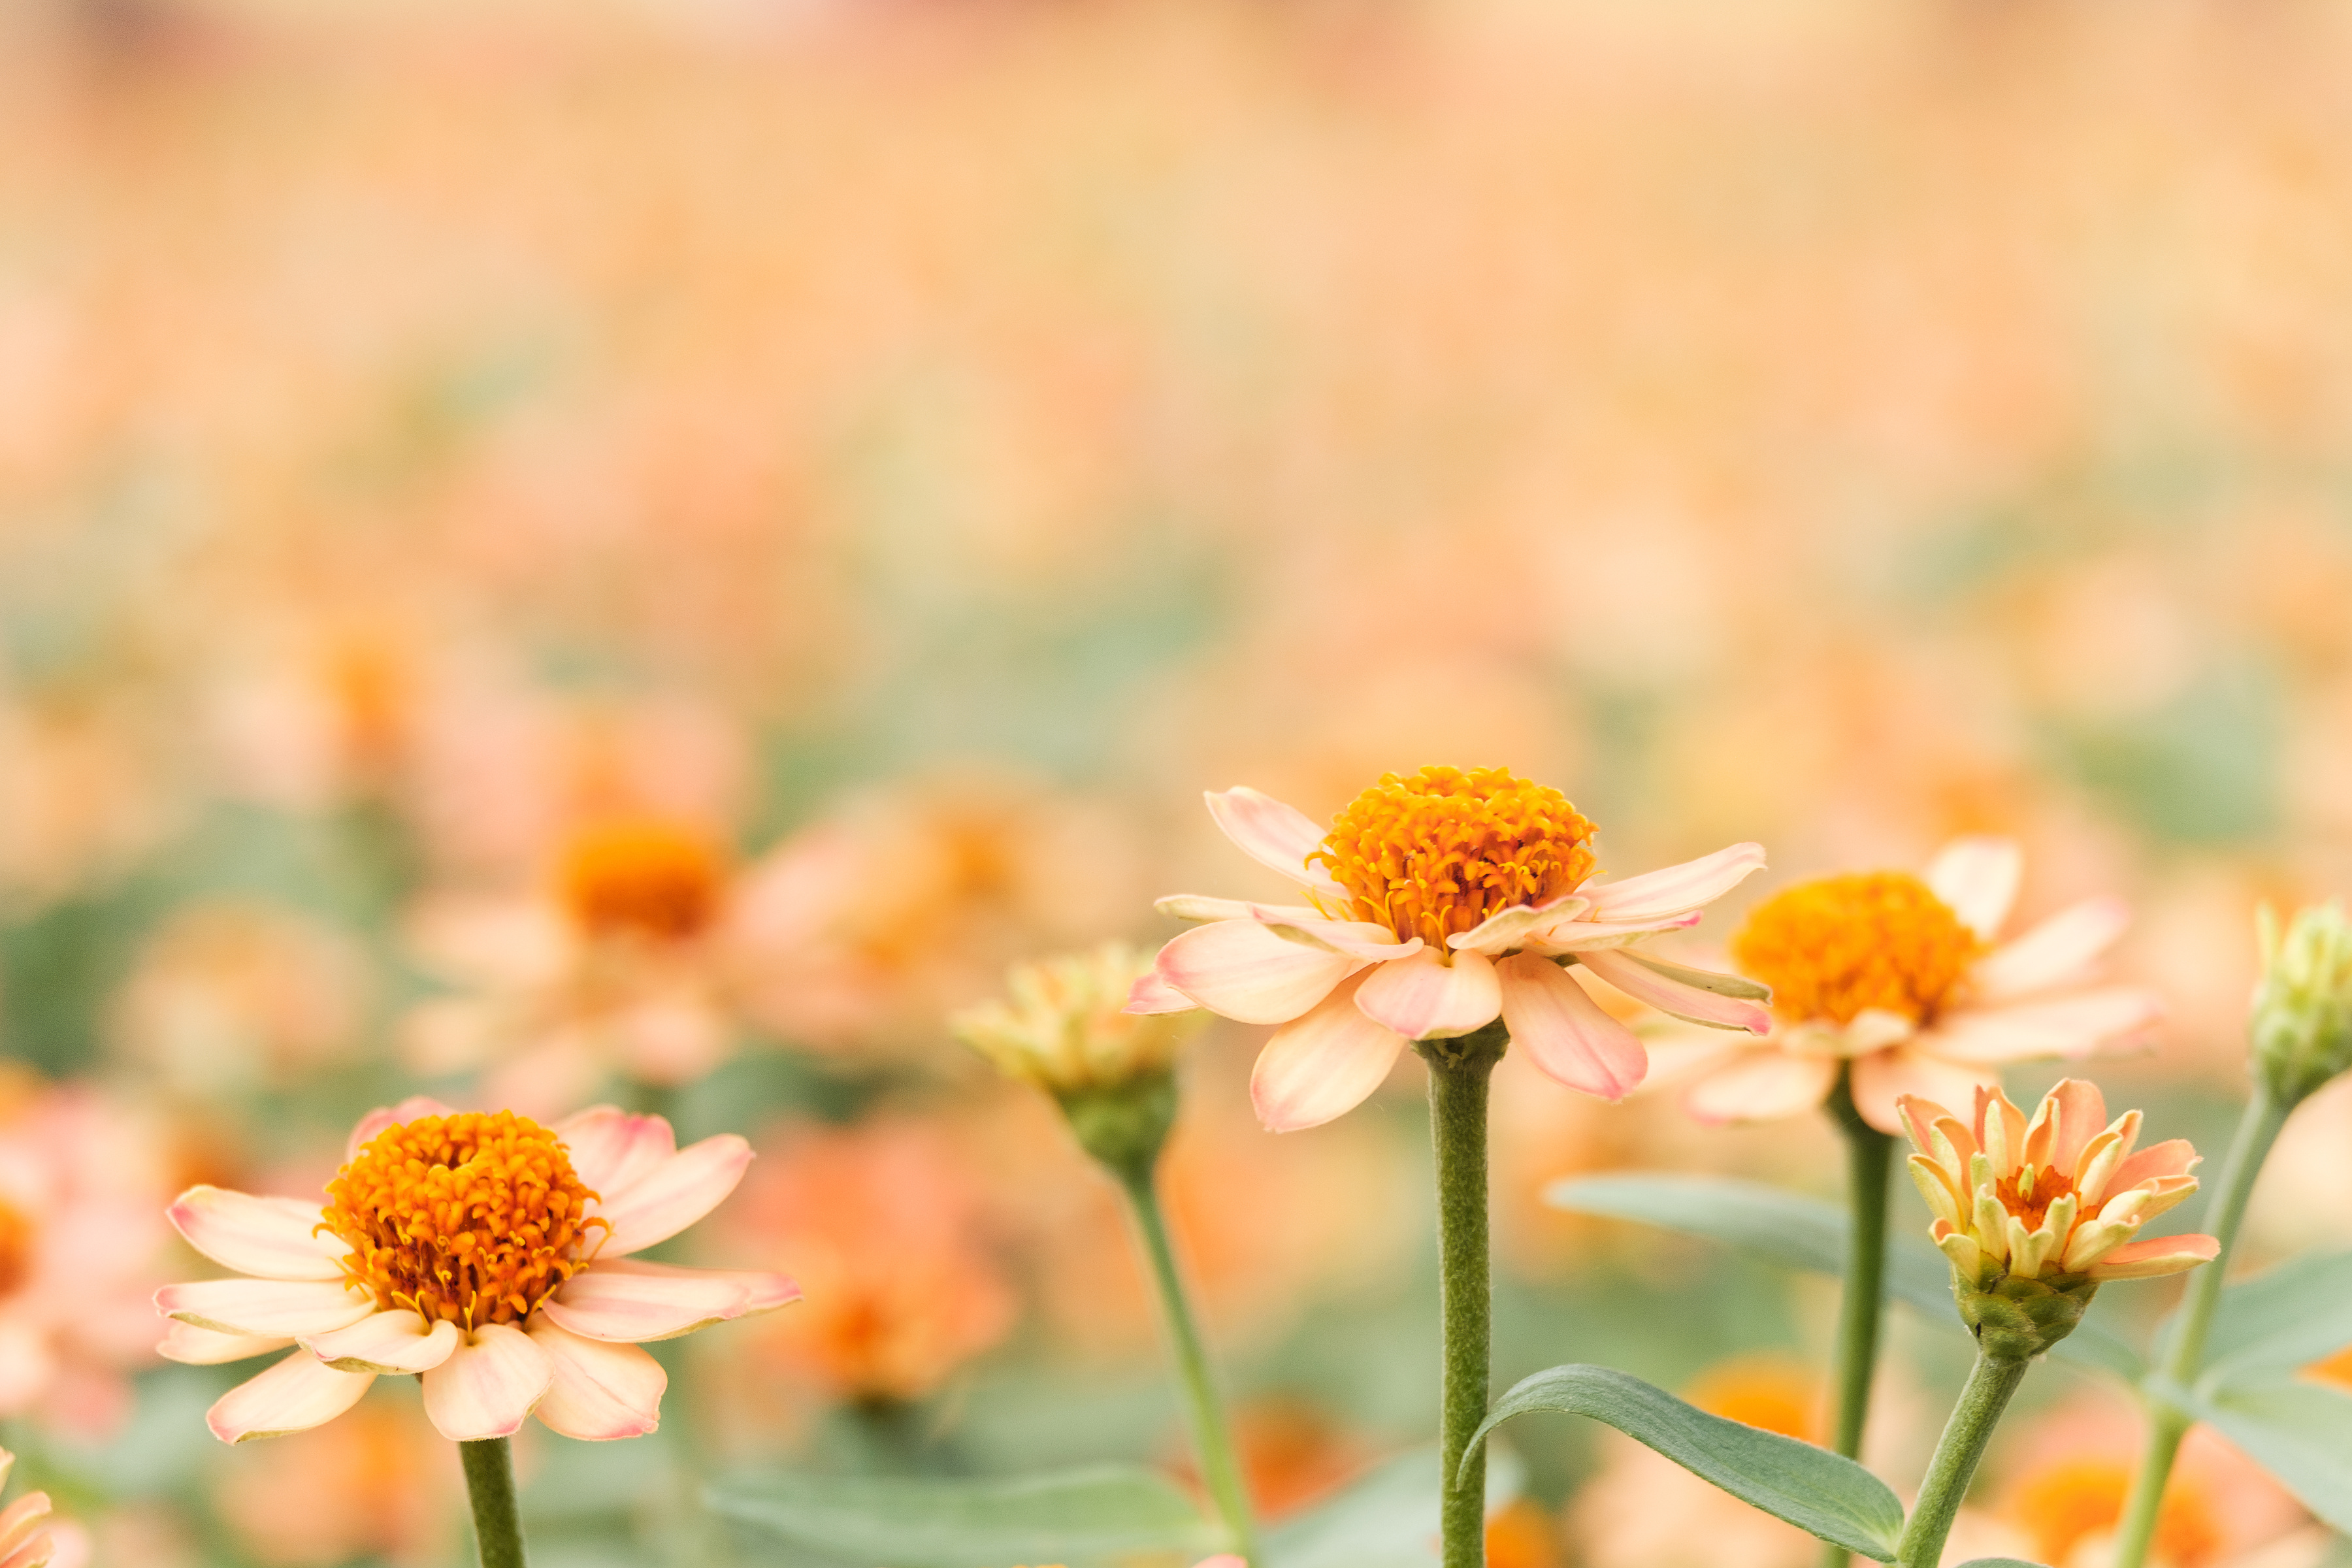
1996 1162 2079 1232
1309 766 1597 952
2010 1456 2222 1568
318 1111 607 1330
0 1196 33 1296
1731 871 1983 1026
557 817 728 942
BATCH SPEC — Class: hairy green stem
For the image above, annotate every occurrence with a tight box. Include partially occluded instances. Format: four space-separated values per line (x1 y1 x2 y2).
460 1437 530 1568
2111 1079 2289 1568
1117 1165 1260 1564
1419 1024 1505 1568
1818 1070 1894 1568
1897 1352 2031 1568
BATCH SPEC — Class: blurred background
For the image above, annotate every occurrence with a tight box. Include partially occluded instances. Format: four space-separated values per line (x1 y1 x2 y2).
2 0 2351 1561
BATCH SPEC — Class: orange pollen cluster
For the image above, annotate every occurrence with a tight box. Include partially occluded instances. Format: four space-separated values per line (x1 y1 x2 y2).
318 1111 606 1331
557 817 728 941
1731 871 1983 1026
1307 766 1597 953
0 1196 32 1297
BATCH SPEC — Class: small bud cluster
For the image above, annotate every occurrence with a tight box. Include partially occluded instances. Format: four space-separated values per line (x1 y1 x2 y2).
2250 902 2352 1107
953 942 1201 1096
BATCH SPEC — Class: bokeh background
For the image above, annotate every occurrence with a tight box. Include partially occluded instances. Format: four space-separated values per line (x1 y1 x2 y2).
3 0 2352 1561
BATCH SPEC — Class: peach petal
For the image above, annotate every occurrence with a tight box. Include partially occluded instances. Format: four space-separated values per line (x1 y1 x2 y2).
2110 1138 2201 1190
1575 841 1768 924
1250 971 1407 1132
1923 988 2164 1065
1578 949 1771 1034
2044 1079 2108 1178
0 1533 51 1568
2085 1233 2221 1282
420 1323 552 1442
1152 919 1359 1026
346 1096 459 1160
1682 1047 1838 1124
304 1311 460 1374
1972 895 2130 1000
1923 837 2023 939
1851 1049 1998 1137
207 1350 375 1443
0 1493 49 1554
1123 966 1198 1015
1203 786 1347 894
1354 949 1501 1041
554 1106 680 1201
540 1262 768 1343
157 1278 376 1339
1495 955 1646 1100
592 1135 755 1257
157 1320 292 1365
167 1187 348 1281
527 1318 666 1441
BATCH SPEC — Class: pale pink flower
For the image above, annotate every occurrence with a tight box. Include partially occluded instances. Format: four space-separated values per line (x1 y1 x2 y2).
1128 768 1767 1132
155 1098 796 1445
1674 838 2162 1134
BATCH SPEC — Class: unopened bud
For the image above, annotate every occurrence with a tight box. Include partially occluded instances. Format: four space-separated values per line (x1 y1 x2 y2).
2251 902 2352 1107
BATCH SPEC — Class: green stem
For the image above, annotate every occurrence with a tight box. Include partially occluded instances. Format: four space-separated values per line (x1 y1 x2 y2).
2111 1079 2291 1568
460 1437 530 1568
1895 1352 2031 1568
1117 1165 1260 1564
1419 1023 1506 1568
1818 1069 1894 1568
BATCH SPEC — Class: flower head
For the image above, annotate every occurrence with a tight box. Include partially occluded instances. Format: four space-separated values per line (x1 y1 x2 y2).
953 942 1202 1096
1678 839 2162 1133
1130 769 1767 1130
2249 902 2352 1107
157 1098 796 1445
1900 1079 2216 1358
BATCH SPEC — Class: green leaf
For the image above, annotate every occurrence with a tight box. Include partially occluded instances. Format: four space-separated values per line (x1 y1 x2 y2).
2183 1376 2352 1534
2176 1250 2352 1390
1619 951 1774 1002
1546 1173 2147 1381
705 1464 1220 1567
1262 1445 1522 1568
1463 1364 1904 1561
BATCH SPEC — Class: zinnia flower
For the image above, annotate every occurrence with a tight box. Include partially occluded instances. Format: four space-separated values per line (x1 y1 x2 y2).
1129 767 1767 1131
1679 838 2161 1133
1901 1079 2215 1357
156 1098 796 1444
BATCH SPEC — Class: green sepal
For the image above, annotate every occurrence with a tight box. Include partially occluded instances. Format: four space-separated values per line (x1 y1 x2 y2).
1953 1266 2099 1362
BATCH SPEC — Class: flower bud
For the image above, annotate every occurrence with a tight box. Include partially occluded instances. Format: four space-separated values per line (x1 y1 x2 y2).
2249 902 2352 1107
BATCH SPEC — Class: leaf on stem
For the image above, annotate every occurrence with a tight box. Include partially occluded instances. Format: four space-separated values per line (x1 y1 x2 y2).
2181 1376 2352 1535
2164 1249 2352 1391
1461 1364 1904 1561
704 1465 1220 1567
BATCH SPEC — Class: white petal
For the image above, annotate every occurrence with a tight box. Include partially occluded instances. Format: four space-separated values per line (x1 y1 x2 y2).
157 1321 292 1366
1682 1047 1838 1125
528 1317 666 1441
1122 966 1198 1015
206 1350 374 1443
591 1135 753 1257
1494 955 1646 1100
1151 920 1358 1026
304 1311 461 1375
157 1278 376 1339
1154 894 1322 924
1923 838 2022 939
1520 911 1705 953
1921 988 2163 1065
1448 892 1589 956
167 1188 346 1281
1577 949 1771 1034
419 1322 553 1442
554 1106 680 1201
1354 950 1501 1041
1250 972 1407 1132
1972 896 2130 1000
541 1259 796 1343
1203 787 1348 896
1241 906 1420 961
1576 843 1768 924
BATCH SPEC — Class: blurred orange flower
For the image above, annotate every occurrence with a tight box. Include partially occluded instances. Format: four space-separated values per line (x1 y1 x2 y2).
216 1400 457 1567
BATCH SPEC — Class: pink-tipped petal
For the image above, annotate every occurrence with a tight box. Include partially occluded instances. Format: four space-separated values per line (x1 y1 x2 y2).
1123 966 1198 1016
157 1279 376 1339
1354 949 1501 1041
158 1321 291 1365
2086 1233 2221 1282
1152 919 1359 1026
1972 896 2131 1000
167 1187 348 1281
592 1135 755 1257
420 1323 553 1442
1250 971 1407 1132
540 1260 764 1343
1204 787 1347 894
1522 911 1706 953
1925 988 2164 1066
1577 949 1772 1034
553 1106 679 1201
528 1318 666 1441
1243 906 1420 961
1923 838 2023 939
206 1350 374 1443
1897 1094 1959 1158
1850 1048 1998 1137
1495 955 1646 1100
1682 1047 1838 1125
2110 1137 2200 1190
345 1096 459 1160
1577 843 1768 924
304 1311 461 1375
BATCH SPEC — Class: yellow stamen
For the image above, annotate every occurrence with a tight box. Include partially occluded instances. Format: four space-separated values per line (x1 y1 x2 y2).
319 1111 607 1331
556 817 728 941
0 1196 32 1296
1308 766 1597 952
1731 871 1982 1026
